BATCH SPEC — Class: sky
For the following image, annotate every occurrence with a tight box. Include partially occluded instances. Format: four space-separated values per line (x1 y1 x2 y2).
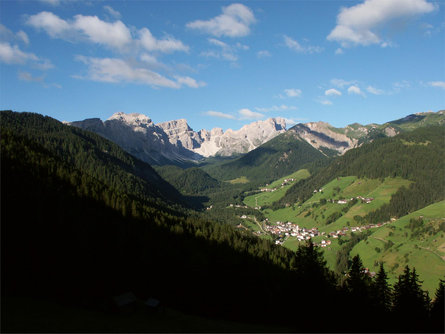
0 0 444 131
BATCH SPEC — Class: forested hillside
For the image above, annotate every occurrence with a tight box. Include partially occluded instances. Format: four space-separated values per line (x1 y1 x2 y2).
277 126 445 224
203 130 327 186
1 110 185 209
155 165 220 195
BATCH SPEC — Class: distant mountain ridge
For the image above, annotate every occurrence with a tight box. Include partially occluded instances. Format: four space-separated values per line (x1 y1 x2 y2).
70 112 286 165
69 110 444 166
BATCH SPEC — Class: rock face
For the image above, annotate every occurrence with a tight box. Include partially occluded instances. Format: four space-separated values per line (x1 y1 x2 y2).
69 112 194 165
291 122 358 155
70 112 287 165
195 117 286 157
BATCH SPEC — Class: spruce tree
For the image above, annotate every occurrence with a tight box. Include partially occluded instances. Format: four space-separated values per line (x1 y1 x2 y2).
392 266 429 331
371 263 392 313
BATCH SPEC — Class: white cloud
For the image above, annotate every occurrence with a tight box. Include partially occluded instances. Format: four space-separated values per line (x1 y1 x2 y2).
348 85 365 96
104 5 122 20
140 53 159 65
204 110 236 119
0 41 38 64
319 99 333 105
0 24 13 41
175 76 206 88
18 71 44 82
73 15 132 50
208 38 228 48
284 88 302 98
186 3 255 37
392 80 411 93
327 0 436 47
35 58 54 70
27 12 189 54
16 31 29 45
138 28 189 53
331 78 357 88
75 56 203 89
429 81 445 89
27 12 201 90
0 25 53 69
201 50 237 62
283 35 323 54
325 88 342 96
335 48 344 55
367 85 385 95
235 42 249 50
255 105 297 113
27 11 72 38
0 24 30 45
238 108 264 120
201 38 248 62
257 50 271 58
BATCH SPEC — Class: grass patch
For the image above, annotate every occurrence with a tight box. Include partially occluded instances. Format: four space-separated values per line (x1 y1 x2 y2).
227 176 249 184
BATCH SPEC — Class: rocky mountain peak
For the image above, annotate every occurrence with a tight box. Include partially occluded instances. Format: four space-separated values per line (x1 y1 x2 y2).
157 119 192 132
108 112 153 126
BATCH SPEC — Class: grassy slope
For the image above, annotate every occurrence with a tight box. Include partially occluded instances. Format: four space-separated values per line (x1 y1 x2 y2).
350 201 445 295
243 169 310 207
260 177 411 231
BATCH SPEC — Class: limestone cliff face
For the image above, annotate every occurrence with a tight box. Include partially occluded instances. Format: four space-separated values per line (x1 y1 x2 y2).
157 119 203 151
70 112 187 165
194 117 286 157
290 122 358 155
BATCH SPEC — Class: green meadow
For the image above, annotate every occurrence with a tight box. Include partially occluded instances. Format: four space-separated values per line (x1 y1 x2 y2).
350 201 445 295
243 169 310 207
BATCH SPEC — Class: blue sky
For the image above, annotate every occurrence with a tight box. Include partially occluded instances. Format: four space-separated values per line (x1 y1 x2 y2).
0 0 444 131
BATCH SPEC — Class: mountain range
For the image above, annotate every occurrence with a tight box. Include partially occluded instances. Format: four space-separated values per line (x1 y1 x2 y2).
69 112 286 165
70 110 444 166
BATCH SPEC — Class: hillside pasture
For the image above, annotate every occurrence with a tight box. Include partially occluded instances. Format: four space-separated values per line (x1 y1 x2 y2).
350 201 445 295
243 169 310 207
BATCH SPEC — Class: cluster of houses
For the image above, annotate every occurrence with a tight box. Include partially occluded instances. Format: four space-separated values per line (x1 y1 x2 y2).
229 204 249 209
336 196 374 205
260 218 393 246
315 239 332 248
262 221 324 245
327 221 388 238
260 178 296 193
264 221 303 237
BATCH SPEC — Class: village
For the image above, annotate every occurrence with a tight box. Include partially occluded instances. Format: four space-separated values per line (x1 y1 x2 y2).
243 217 393 247
226 185 385 248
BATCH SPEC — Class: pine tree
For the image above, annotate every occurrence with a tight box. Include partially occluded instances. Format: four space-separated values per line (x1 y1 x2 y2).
345 255 370 297
371 263 392 313
392 266 429 331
